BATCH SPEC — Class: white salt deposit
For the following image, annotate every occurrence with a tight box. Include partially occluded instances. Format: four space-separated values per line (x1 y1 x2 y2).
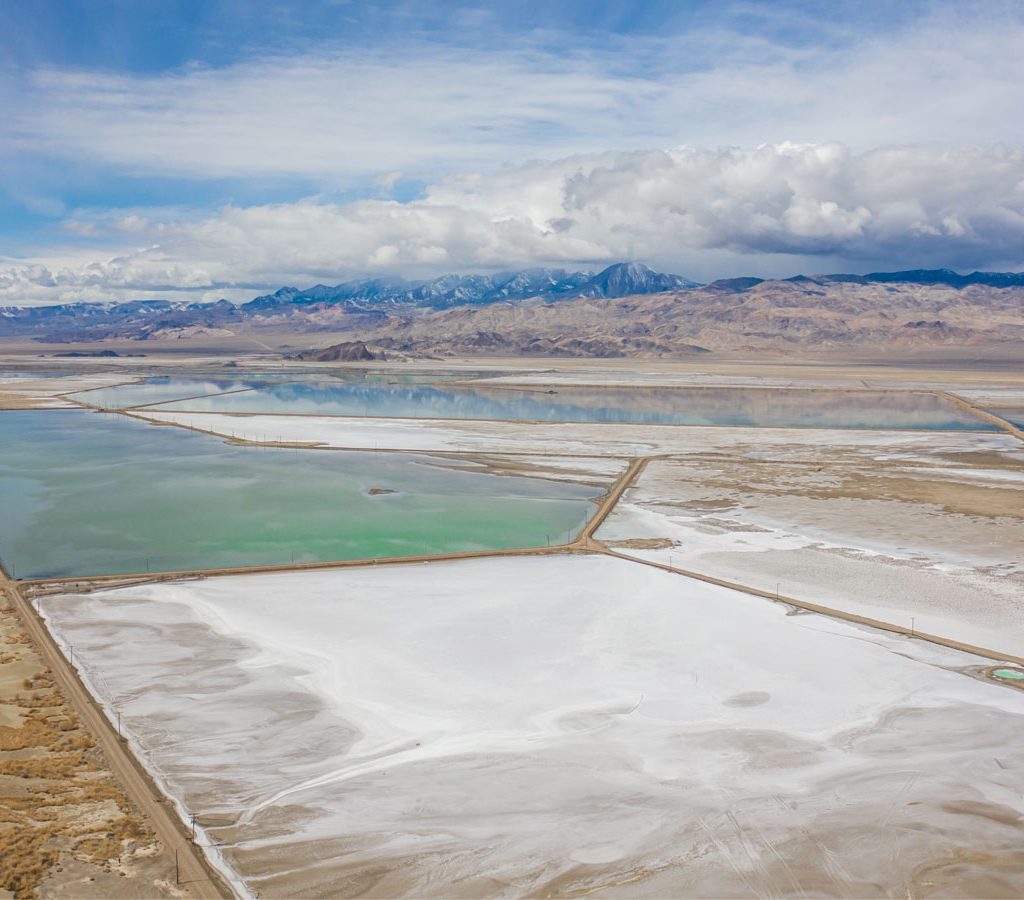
40 555 1024 897
598 457 1024 658
135 409 1022 458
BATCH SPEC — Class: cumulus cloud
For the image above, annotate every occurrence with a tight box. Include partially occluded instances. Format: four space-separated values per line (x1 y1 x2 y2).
4 142 1024 306
3 4 1024 306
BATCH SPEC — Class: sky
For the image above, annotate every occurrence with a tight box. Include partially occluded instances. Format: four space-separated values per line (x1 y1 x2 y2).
1 0 1023 306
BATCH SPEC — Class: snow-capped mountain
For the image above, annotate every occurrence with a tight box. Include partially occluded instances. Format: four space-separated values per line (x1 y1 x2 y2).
241 263 700 314
4 264 1022 345
570 262 699 298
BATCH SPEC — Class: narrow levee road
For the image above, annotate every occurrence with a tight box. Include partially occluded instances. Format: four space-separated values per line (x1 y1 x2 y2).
577 456 650 543
938 390 1024 440
0 568 235 899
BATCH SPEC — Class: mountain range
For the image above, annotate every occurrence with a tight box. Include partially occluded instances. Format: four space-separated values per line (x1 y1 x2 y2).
0 263 692 339
1 262 1023 354
243 262 697 312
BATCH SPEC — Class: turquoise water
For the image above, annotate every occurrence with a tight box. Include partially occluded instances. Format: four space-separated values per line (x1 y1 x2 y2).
141 382 994 431
993 668 1024 681
0 410 598 579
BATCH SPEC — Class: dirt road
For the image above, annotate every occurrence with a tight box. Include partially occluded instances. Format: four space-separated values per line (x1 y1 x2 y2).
0 569 234 899
578 457 649 541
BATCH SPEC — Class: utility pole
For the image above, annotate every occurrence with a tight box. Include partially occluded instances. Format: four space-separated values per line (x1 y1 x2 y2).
190 812 197 842
911 616 916 637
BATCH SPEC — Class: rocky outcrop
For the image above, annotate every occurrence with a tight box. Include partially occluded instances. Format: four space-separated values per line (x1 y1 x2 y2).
290 341 381 362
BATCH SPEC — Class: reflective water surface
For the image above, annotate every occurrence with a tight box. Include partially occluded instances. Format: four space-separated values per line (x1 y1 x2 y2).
0 410 598 579
69 376 263 409
68 371 498 408
989 407 1024 429
140 382 994 430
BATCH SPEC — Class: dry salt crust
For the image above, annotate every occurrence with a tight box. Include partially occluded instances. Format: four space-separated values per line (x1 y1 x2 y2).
135 410 1021 458
39 555 1024 898
953 387 1024 407
135 411 1024 652
97 410 1024 646
474 370 1024 394
476 370 824 388
0 371 134 407
597 453 1024 659
477 454 627 483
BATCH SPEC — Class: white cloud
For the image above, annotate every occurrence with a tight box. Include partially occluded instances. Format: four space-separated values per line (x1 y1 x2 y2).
4 142 1024 306
10 50 647 181
4 3 1024 306
5 8 1024 181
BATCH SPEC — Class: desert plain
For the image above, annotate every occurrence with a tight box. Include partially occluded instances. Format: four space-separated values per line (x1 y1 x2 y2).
0 350 1022 898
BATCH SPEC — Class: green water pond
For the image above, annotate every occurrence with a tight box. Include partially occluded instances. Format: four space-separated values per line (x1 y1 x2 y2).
0 410 599 579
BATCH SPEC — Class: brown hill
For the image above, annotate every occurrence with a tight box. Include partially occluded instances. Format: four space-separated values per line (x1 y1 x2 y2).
348 279 1024 357
4 275 1023 358
290 340 382 362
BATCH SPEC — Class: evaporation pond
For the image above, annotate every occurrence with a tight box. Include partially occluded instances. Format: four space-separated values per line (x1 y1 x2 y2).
0 410 598 579
68 371 499 409
988 407 1024 429
147 382 994 430
1 370 71 380
68 376 267 409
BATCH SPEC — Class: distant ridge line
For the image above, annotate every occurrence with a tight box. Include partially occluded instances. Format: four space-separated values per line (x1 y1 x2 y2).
5 264 1024 319
2 262 1024 349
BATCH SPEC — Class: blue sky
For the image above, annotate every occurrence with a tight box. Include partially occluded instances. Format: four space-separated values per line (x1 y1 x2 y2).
2 1 927 71
1 0 1023 304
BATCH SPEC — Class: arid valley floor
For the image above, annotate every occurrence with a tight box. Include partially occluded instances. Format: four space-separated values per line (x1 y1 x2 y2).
0 351 1022 898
